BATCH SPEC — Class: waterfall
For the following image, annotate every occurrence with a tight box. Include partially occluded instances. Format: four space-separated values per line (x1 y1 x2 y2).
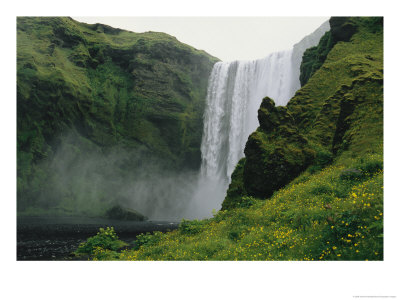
190 21 331 218
200 50 294 182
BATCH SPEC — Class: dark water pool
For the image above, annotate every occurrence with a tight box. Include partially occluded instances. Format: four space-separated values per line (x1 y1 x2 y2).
17 216 179 261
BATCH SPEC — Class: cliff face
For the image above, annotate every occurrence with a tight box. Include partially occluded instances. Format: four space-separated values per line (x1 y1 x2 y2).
222 17 383 209
290 20 330 93
243 97 315 199
17 17 218 215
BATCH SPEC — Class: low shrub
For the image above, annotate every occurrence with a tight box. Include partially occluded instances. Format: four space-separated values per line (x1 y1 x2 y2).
339 168 364 181
357 156 383 175
237 196 257 208
134 231 163 250
74 227 128 257
179 219 205 235
308 147 334 174
339 154 383 182
311 184 334 195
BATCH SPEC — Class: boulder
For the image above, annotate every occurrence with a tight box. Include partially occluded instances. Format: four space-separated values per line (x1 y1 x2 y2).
339 168 363 181
105 205 148 221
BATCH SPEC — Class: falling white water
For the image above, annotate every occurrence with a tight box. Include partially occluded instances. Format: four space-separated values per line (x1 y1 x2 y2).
201 50 294 184
187 21 331 219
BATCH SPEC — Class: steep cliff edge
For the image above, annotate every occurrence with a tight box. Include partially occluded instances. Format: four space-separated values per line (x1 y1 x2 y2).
17 17 218 216
222 17 383 209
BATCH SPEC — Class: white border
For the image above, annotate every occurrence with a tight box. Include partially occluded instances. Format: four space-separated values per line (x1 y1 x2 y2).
2 1 399 299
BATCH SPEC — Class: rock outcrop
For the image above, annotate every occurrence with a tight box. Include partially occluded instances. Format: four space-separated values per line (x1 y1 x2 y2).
243 97 315 198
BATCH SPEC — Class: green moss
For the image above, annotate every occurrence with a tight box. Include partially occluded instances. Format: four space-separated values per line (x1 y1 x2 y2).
300 31 335 86
299 17 382 87
17 17 218 215
238 97 315 199
221 158 247 210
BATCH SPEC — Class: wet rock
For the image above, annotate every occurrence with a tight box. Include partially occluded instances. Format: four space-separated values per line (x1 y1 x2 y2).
339 168 363 180
105 205 148 221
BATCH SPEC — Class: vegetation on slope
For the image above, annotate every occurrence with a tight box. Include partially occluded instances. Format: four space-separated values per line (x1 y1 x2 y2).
299 17 382 87
17 17 218 216
300 31 335 87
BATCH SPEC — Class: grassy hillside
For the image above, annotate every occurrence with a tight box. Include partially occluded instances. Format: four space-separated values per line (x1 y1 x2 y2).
78 17 383 261
17 17 218 216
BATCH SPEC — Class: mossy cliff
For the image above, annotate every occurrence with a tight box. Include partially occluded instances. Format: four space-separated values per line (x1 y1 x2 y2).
242 98 315 199
222 16 383 210
17 17 218 216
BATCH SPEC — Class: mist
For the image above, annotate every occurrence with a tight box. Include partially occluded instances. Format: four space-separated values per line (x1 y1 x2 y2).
20 130 223 221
